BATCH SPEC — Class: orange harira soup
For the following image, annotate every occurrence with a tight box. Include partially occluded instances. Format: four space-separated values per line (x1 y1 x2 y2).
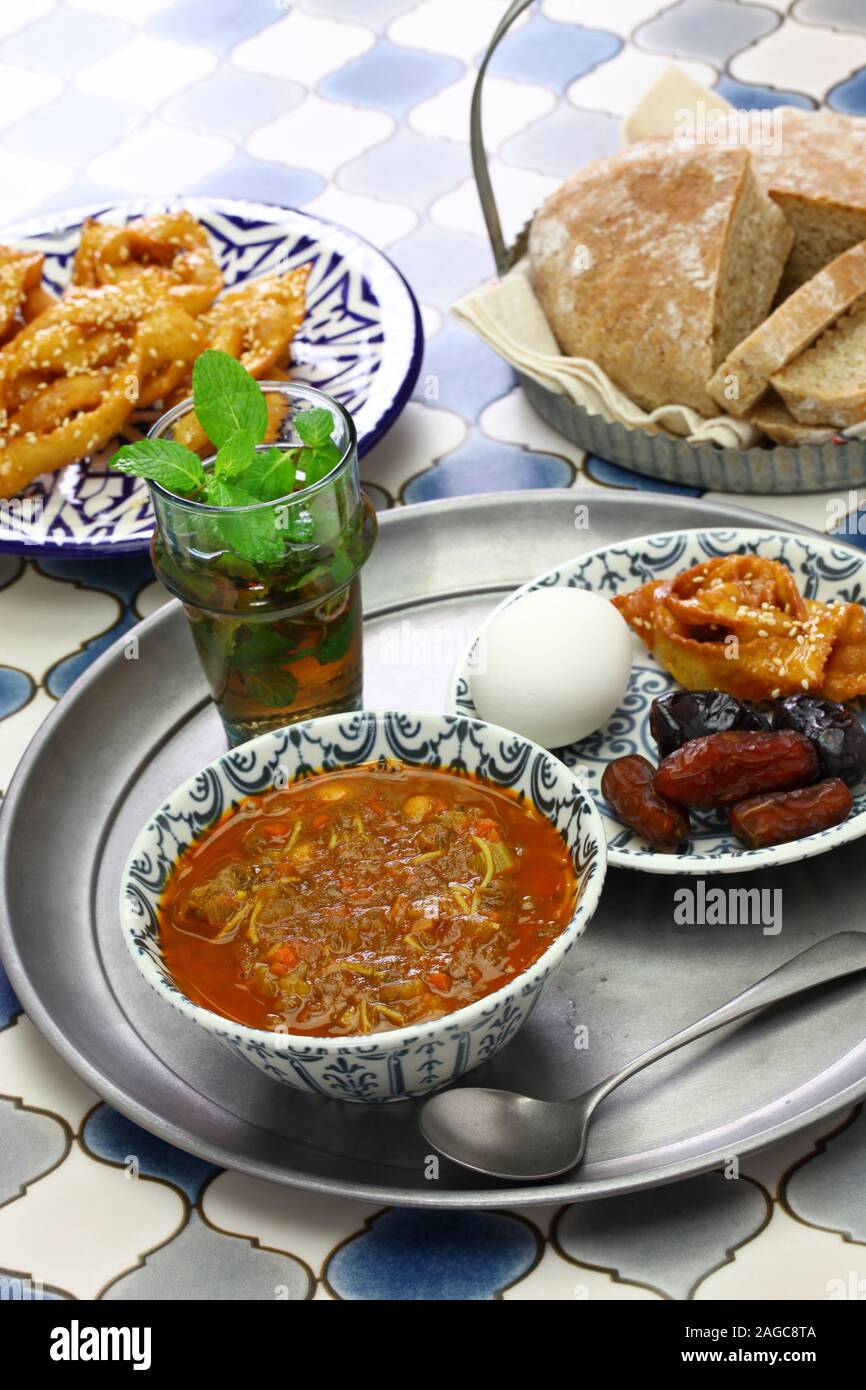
158 762 578 1037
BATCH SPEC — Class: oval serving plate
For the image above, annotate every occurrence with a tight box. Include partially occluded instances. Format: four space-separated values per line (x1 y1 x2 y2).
0 197 422 557
448 526 866 875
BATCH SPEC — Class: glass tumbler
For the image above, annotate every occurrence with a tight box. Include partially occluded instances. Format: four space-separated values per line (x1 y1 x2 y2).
147 383 377 746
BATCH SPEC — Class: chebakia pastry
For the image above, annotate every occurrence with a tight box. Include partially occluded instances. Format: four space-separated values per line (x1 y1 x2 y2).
0 212 311 499
71 211 224 317
171 267 311 456
613 553 866 703
0 244 54 343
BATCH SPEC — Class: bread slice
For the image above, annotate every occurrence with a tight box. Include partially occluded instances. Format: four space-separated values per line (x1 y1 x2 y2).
749 393 837 446
747 110 866 297
669 110 866 297
770 303 866 428
707 240 866 416
529 142 792 417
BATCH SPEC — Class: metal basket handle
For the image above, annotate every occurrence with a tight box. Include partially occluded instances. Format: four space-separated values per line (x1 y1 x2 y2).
470 0 539 275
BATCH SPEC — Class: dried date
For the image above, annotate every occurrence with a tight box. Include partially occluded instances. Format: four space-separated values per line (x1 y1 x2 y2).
654 730 819 808
771 694 866 788
650 689 766 758
601 754 690 851
730 779 853 849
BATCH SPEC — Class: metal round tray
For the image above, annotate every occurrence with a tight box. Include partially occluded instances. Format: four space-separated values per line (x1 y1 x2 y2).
3 490 866 1209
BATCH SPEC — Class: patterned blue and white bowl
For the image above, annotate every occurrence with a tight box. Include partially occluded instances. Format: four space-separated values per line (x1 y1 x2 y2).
119 710 607 1103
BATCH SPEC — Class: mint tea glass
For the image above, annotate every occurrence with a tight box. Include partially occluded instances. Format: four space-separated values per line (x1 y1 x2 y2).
147 384 377 746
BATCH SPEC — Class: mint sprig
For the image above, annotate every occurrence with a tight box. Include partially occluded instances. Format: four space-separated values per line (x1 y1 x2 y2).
205 477 285 565
242 445 299 501
295 408 334 449
213 429 257 481
111 440 206 496
108 349 343 566
192 350 268 448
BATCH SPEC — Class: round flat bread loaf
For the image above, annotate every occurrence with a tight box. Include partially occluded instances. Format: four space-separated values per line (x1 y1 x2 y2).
747 109 866 294
529 141 792 417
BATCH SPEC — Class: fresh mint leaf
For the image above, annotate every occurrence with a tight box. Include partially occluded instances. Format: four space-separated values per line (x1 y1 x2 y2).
241 669 299 709
241 445 299 502
109 439 205 496
214 430 257 481
295 407 334 449
204 476 285 566
232 627 299 670
192 350 268 449
300 438 341 488
329 549 355 585
204 476 261 509
316 608 356 665
293 547 355 593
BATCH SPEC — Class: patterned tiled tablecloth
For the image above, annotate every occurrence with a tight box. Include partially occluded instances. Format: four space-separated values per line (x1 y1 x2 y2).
2 0 866 1302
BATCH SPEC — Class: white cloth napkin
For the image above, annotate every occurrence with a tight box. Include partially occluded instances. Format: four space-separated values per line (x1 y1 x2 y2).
453 66 762 449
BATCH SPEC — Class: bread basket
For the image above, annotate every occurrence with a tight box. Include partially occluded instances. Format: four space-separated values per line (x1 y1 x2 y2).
470 0 866 495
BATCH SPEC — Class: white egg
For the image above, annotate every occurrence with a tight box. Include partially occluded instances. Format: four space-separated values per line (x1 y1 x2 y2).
469 587 633 749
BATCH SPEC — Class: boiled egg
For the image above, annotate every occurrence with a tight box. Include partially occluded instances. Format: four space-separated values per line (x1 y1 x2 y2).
469 587 633 748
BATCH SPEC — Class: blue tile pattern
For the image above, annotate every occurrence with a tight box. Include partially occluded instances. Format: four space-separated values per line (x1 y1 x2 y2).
827 68 866 114
0 963 22 1029
146 0 273 53
0 1098 68 1205
556 1173 770 1300
0 665 33 718
36 554 153 605
389 223 492 310
584 454 702 497
636 0 779 66
0 0 864 1306
0 8 131 77
830 506 866 551
402 432 574 502
2 91 146 164
0 1274 69 1301
326 1209 540 1300
162 68 305 140
340 128 469 211
305 0 410 22
320 40 461 119
784 1106 866 1241
36 554 152 698
83 1106 220 1205
100 1209 312 1301
795 0 866 35
502 104 620 175
186 156 326 205
490 15 621 93
714 76 815 111
411 321 516 420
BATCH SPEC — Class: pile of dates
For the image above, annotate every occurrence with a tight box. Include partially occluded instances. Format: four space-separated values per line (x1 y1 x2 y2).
602 690 866 851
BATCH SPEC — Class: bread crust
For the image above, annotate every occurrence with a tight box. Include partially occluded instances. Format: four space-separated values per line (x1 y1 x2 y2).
708 239 866 415
529 142 791 417
748 394 837 445
749 110 866 291
770 302 866 428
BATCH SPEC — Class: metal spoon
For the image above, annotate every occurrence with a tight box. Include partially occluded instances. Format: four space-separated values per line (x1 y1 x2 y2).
419 931 866 1182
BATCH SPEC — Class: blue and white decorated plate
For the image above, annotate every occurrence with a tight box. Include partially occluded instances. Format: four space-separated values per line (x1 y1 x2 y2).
449 527 866 875
0 197 422 557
